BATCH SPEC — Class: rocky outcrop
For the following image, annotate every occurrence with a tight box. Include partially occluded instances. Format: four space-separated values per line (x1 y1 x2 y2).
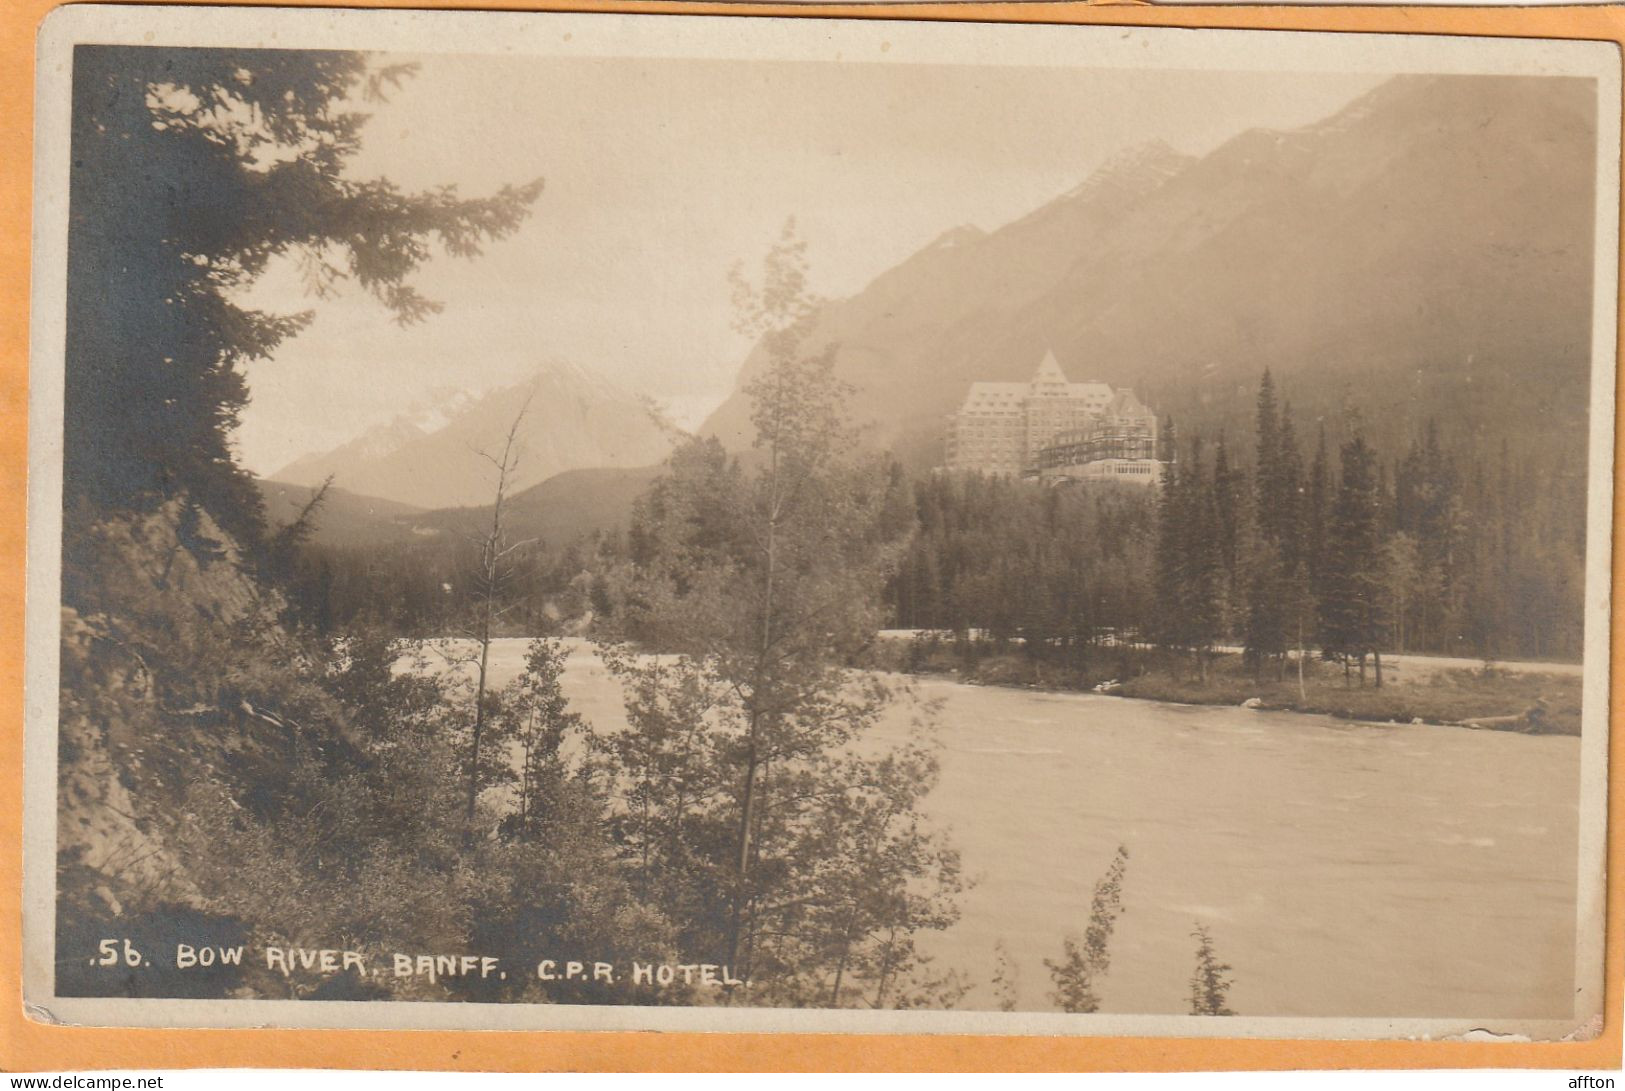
54 500 329 996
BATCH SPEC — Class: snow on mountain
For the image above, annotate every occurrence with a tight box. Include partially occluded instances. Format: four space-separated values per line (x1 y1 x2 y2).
274 362 674 509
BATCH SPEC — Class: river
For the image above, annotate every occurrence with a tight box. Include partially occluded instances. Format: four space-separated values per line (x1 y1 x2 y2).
462 637 1580 1019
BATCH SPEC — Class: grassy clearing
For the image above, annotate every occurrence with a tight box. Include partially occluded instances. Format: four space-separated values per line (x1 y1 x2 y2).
867 637 1581 736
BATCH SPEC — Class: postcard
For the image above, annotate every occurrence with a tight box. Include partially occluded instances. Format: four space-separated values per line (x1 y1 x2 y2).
21 2 1619 1041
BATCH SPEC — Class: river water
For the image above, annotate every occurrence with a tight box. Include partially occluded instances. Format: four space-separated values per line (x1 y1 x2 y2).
466 638 1580 1018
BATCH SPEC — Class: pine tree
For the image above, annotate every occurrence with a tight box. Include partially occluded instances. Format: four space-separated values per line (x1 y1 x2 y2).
1213 433 1242 586
1319 428 1388 686
1305 424 1331 638
1254 369 1284 545
1397 420 1461 652
1380 532 1423 653
1152 426 1188 655
1242 542 1288 680
1277 411 1306 570
64 48 542 546
1152 435 1227 682
1244 381 1308 679
1184 444 1229 683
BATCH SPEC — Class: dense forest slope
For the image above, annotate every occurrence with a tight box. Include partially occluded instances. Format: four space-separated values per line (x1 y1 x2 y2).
258 481 426 547
261 464 660 553
396 464 664 546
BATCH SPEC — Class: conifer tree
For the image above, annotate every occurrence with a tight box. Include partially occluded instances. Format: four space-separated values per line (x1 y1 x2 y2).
1242 543 1288 680
1395 420 1461 651
1319 428 1388 686
1380 532 1424 653
1305 425 1331 631
1183 443 1229 682
65 48 543 546
1254 369 1284 545
1152 434 1189 655
1277 411 1305 569
1244 402 1310 680
1213 433 1242 586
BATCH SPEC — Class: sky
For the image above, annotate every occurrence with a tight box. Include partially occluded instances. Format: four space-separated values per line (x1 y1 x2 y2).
231 54 1385 476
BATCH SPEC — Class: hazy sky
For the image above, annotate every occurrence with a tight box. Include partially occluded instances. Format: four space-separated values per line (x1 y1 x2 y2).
232 55 1385 475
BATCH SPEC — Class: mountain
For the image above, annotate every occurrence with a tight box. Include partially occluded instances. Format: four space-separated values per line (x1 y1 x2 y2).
258 479 426 548
260 466 660 552
276 74 1599 554
403 465 664 549
700 74 1599 470
275 386 480 487
275 362 675 509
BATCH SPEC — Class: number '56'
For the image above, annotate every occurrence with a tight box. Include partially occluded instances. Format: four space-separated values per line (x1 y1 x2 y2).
97 938 143 966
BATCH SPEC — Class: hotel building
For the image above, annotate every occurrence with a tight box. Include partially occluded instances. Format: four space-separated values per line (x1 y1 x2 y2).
943 351 1162 485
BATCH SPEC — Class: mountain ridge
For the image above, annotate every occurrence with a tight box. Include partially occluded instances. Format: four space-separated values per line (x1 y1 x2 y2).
699 73 1598 472
274 360 675 510
283 73 1599 553
262 464 661 553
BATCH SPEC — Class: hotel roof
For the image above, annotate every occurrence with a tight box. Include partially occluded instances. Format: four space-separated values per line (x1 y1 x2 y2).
957 351 1114 409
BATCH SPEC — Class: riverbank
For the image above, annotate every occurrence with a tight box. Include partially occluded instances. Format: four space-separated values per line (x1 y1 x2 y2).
425 637 1585 1017
867 639 1583 735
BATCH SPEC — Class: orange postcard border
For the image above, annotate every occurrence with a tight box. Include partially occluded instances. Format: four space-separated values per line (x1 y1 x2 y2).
1 0 1621 1072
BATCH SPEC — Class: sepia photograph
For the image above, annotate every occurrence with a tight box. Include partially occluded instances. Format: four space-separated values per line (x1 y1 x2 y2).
21 5 1619 1039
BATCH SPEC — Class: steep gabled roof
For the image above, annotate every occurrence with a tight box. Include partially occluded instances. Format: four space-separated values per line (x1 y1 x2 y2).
1030 349 1070 386
954 352 1124 413
1106 387 1154 418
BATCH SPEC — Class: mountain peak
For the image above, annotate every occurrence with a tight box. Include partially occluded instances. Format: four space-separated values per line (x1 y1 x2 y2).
274 361 673 508
928 224 986 251
698 74 1594 475
1063 139 1190 203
